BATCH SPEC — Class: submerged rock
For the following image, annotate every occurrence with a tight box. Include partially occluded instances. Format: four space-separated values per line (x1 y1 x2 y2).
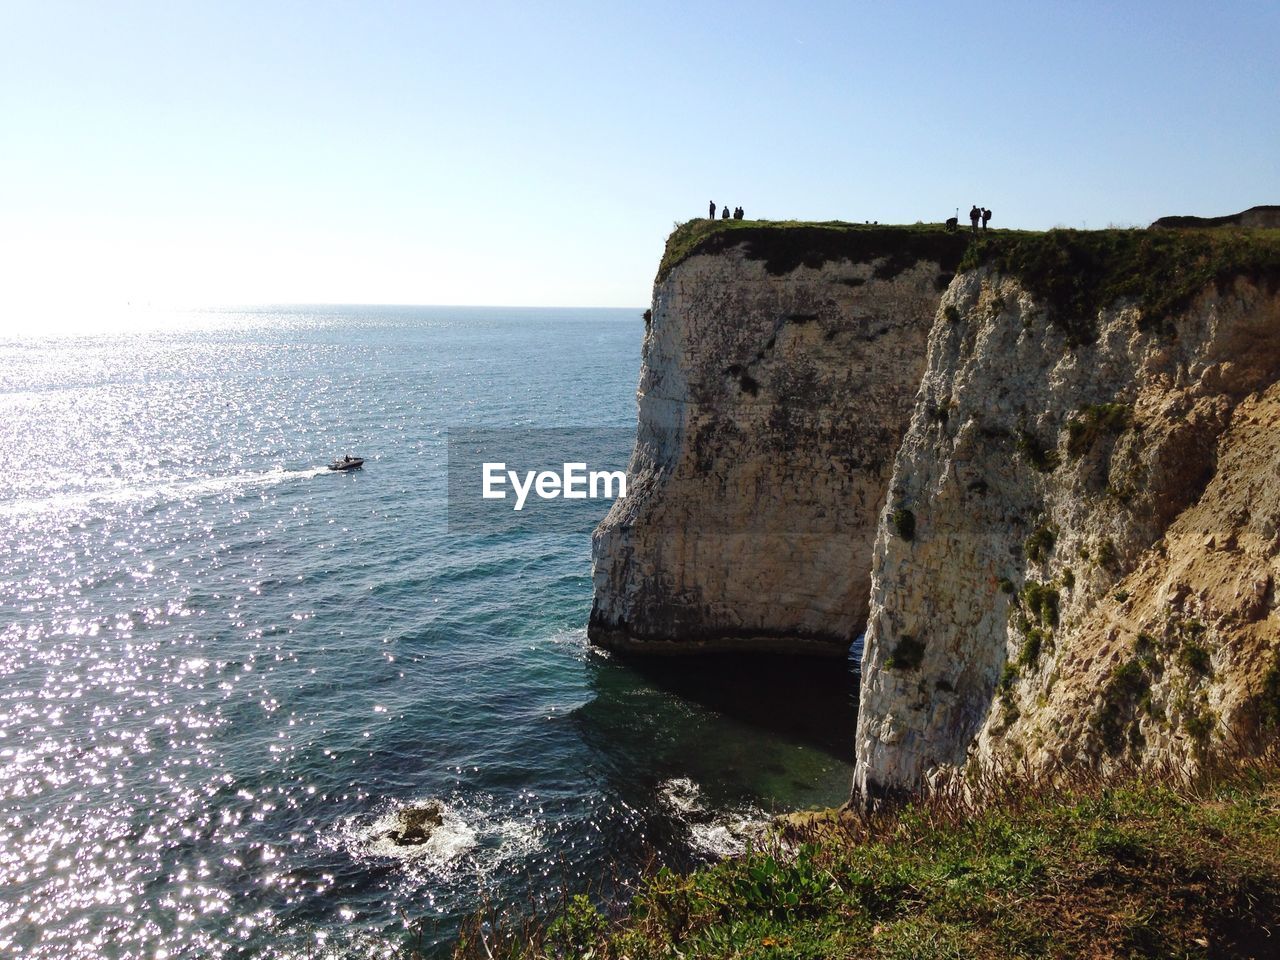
382 801 445 846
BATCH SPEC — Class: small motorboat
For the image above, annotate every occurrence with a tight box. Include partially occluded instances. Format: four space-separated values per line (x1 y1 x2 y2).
328 455 364 471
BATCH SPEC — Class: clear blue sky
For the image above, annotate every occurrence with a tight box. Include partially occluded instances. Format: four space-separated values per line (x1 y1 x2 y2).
1 0 1276 313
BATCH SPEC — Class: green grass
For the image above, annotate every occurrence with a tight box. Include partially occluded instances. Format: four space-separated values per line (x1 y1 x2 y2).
656 219 973 285
656 220 1280 350
961 227 1280 345
443 753 1280 959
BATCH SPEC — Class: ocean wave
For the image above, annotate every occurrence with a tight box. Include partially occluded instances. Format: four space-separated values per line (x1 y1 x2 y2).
657 777 769 858
342 795 542 878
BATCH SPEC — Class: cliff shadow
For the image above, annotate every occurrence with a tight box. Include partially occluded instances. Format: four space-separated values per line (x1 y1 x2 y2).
616 648 860 759
569 642 861 825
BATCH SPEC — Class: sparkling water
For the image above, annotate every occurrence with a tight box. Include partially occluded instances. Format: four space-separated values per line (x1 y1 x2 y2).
0 306 855 958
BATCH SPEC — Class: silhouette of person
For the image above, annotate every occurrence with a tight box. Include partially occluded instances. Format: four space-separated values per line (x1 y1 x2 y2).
982 208 992 230
721 206 730 219
709 200 716 219
969 205 981 232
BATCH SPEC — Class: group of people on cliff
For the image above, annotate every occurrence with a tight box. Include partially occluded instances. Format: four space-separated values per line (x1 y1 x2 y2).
946 206 994 232
709 202 745 220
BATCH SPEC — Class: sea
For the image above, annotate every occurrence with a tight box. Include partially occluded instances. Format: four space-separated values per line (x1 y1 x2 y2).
0 306 858 959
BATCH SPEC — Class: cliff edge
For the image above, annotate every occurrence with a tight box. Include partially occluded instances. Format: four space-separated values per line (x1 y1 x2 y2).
592 219 1280 802
589 222 967 656
855 229 1280 801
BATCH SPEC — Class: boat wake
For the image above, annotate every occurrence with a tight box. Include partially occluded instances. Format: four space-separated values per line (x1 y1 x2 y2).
0 466 332 520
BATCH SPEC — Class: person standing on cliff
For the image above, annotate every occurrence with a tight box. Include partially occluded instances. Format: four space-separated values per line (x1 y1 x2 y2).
969 205 981 232
982 208 992 230
709 200 716 219
721 206 730 219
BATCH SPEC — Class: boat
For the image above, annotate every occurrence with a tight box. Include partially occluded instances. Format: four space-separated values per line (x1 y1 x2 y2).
328 455 364 471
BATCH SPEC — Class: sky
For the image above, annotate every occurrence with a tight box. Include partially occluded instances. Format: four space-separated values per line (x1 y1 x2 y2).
1 0 1277 317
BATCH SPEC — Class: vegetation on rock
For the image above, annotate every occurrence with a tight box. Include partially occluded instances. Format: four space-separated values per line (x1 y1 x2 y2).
885 635 926 672
890 507 915 542
658 221 1280 354
1066 402 1131 458
657 220 972 285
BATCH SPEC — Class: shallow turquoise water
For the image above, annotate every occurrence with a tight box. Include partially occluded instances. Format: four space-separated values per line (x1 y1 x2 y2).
0 307 855 958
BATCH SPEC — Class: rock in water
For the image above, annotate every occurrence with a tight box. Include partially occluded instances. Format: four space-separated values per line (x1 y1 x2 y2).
383 801 445 846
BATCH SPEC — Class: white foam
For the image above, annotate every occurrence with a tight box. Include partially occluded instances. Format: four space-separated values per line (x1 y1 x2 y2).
344 796 542 878
658 777 769 858
359 801 478 866
658 777 703 816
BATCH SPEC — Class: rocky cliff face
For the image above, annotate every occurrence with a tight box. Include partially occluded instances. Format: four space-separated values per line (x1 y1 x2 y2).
589 227 961 655
854 267 1280 802
594 220 1280 803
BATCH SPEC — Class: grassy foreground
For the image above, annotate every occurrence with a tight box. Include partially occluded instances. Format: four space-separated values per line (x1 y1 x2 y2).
447 754 1280 959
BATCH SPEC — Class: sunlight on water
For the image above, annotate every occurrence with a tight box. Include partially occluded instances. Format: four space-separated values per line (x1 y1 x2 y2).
0 307 856 958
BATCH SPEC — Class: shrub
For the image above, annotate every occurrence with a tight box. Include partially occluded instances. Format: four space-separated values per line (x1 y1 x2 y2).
886 635 926 671
1020 628 1046 668
892 507 916 541
1183 704 1215 743
999 663 1019 693
1256 652 1280 730
1095 658 1152 754
1178 641 1212 676
944 304 961 323
546 894 607 956
1025 523 1058 563
1066 403 1131 457
1016 429 1060 472
1021 581 1060 629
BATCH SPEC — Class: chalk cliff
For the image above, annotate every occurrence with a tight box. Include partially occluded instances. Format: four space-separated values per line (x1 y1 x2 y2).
589 224 965 655
854 255 1280 801
594 219 1280 802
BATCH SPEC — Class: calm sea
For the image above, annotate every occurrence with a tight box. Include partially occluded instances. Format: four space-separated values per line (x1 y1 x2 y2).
0 306 856 958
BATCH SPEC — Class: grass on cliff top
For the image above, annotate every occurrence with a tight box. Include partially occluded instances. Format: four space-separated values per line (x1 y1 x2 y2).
658 219 1280 346
962 226 1280 344
656 219 977 285
440 751 1280 960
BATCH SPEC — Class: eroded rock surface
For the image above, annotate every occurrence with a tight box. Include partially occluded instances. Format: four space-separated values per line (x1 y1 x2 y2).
589 243 949 656
592 221 1280 804
854 272 1280 802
